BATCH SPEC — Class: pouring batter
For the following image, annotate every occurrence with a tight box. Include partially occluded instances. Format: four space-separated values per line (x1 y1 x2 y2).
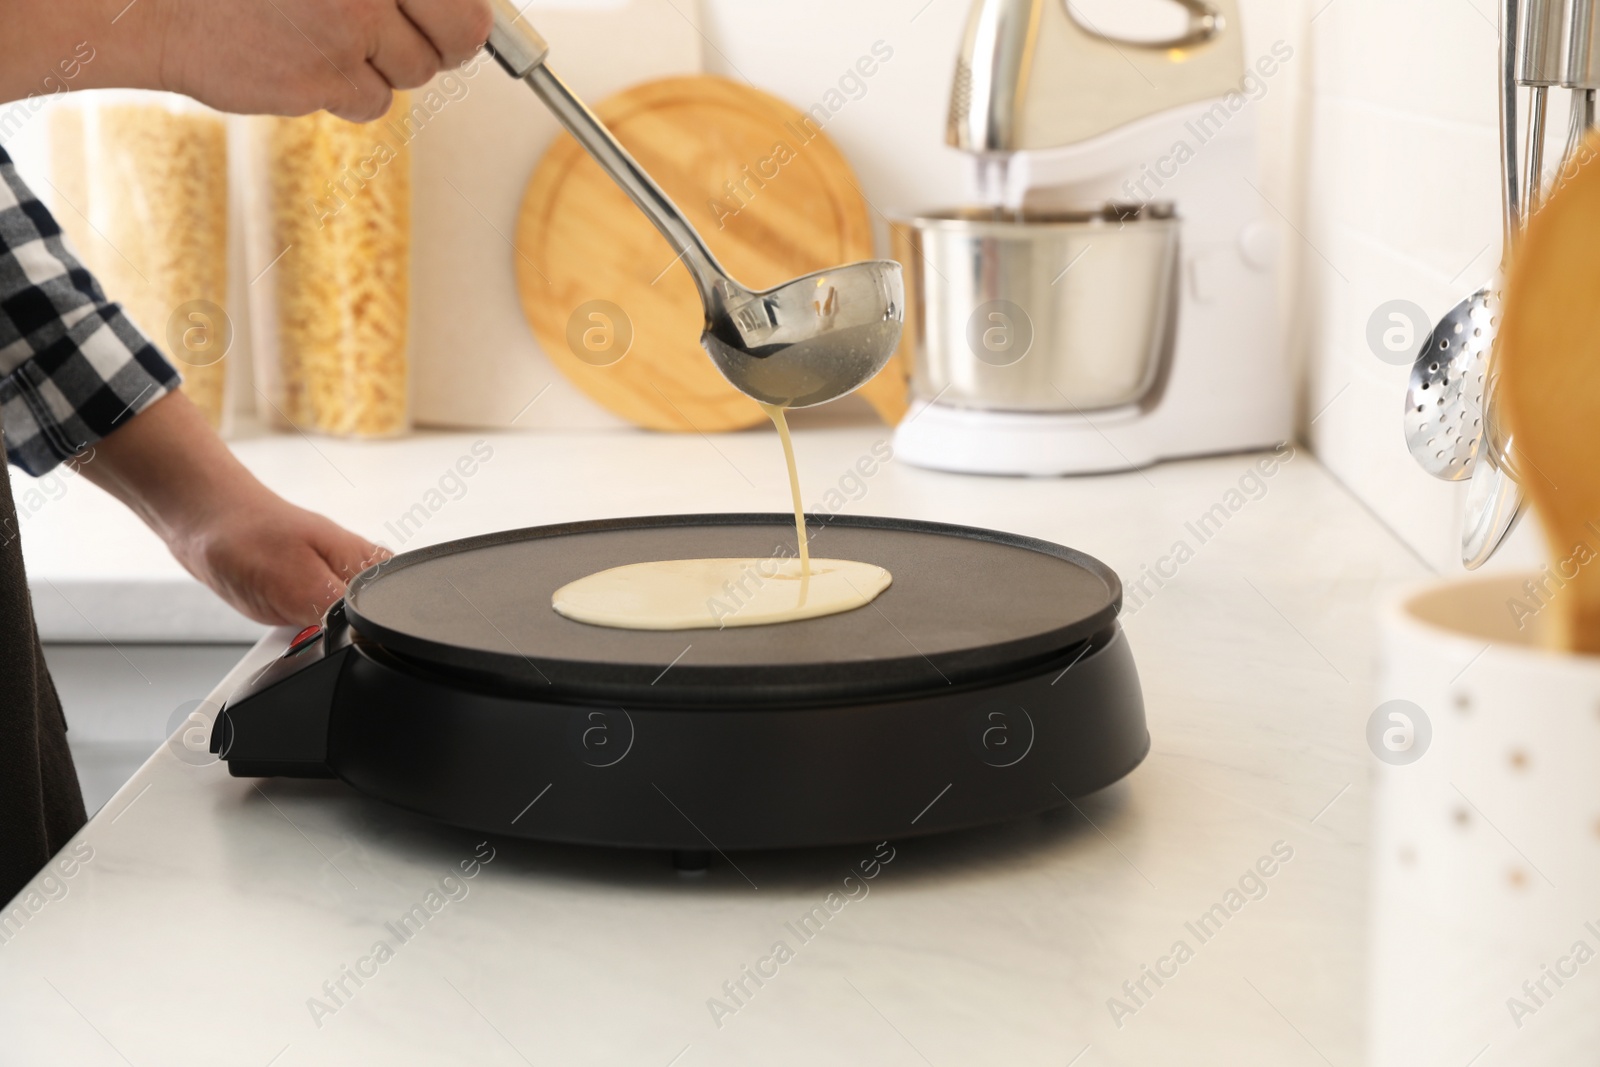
760 401 811 601
552 404 892 630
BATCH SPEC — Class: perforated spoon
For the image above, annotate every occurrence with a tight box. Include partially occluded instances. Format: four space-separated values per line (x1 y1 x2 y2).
484 4 904 408
1404 0 1527 481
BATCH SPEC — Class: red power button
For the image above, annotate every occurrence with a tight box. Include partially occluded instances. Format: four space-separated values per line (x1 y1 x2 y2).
286 625 322 656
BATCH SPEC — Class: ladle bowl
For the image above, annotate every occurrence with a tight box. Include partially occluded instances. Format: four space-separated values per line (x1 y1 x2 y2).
701 262 904 408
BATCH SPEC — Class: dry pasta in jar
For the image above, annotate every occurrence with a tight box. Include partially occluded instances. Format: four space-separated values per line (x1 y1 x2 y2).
251 95 412 438
50 94 231 428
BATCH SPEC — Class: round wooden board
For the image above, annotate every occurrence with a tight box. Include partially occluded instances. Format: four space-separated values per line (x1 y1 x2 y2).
516 75 907 432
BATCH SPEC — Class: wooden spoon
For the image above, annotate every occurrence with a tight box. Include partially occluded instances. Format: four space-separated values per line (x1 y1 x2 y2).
1497 129 1600 652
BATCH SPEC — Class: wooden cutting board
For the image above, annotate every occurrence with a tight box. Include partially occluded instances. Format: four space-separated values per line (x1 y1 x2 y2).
407 0 705 431
515 75 908 432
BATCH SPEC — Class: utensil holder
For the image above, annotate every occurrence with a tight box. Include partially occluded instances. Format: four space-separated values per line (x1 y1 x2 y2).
1371 574 1600 1065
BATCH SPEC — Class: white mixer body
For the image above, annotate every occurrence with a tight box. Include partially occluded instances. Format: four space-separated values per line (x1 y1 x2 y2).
895 95 1292 476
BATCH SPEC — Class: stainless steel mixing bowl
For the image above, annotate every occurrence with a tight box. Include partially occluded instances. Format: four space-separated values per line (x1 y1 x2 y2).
891 205 1180 413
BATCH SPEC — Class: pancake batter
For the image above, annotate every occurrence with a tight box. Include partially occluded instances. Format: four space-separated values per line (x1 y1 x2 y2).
551 404 892 630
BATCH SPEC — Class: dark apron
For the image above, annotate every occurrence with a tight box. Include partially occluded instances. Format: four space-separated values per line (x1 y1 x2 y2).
0 453 86 904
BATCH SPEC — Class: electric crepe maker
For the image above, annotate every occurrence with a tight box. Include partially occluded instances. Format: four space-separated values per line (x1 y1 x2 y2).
212 514 1148 852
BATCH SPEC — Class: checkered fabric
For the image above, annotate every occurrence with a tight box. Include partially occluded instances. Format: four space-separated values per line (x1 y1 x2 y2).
0 145 178 475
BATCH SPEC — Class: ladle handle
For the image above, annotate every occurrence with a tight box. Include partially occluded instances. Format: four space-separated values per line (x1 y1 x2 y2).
1520 0 1570 213
1567 0 1600 86
483 0 730 307
1566 0 1600 151
1519 0 1570 85
484 1 548 77
1502 0 1525 250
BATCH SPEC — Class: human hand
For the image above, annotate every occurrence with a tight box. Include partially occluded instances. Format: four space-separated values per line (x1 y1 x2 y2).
147 0 493 121
81 392 391 627
167 492 390 626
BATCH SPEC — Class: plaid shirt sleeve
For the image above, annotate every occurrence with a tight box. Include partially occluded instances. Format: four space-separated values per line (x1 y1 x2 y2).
0 144 179 476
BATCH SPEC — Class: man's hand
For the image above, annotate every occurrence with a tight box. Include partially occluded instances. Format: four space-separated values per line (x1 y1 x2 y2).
0 0 493 122
81 392 391 627
166 489 389 627
152 0 494 120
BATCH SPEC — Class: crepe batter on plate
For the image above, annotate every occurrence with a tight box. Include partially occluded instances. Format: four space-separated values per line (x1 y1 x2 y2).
552 404 892 630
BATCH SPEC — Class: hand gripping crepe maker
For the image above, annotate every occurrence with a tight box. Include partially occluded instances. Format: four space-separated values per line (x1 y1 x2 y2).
212 514 1148 855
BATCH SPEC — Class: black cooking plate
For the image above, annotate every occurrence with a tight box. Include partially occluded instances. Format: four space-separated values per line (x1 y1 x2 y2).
217 514 1145 852
343 513 1122 706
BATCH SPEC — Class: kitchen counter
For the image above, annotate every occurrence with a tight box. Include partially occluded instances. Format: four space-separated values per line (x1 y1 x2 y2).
2 426 1427 1064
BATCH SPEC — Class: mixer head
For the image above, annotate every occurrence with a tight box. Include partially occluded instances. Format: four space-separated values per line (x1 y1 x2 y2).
947 0 1246 155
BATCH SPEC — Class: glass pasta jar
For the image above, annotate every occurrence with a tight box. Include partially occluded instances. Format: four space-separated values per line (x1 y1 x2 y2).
244 95 413 438
49 93 232 429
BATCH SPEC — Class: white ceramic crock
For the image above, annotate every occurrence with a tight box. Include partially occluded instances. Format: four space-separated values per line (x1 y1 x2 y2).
1371 575 1600 1067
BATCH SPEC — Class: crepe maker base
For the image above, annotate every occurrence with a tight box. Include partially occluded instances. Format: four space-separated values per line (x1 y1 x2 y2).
213 514 1148 852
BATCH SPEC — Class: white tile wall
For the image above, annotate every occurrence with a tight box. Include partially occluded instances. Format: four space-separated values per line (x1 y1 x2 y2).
5 0 1551 575
1302 0 1549 572
695 0 1309 262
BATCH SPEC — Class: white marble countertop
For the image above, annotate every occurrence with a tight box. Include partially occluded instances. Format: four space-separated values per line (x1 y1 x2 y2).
1 425 1429 1063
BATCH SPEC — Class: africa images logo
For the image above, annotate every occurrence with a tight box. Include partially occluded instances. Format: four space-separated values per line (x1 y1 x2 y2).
567 708 634 768
968 700 1035 768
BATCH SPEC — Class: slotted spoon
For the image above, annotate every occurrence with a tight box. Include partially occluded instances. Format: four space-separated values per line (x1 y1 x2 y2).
1403 0 1538 481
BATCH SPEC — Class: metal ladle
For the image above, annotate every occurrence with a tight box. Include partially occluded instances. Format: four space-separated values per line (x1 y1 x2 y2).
484 4 904 408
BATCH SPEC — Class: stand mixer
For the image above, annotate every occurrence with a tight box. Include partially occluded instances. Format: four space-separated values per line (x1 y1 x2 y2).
893 0 1291 476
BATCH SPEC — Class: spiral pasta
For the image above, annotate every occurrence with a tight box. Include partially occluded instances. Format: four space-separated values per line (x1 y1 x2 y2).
262 96 412 437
